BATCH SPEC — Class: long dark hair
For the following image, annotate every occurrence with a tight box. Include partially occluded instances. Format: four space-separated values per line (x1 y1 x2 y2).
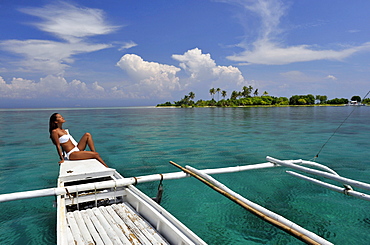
49 113 59 140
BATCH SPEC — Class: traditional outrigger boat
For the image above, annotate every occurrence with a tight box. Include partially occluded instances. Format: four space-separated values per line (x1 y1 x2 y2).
1 156 370 244
56 159 206 245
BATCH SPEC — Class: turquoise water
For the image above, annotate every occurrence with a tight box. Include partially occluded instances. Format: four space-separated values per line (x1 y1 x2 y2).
0 106 369 244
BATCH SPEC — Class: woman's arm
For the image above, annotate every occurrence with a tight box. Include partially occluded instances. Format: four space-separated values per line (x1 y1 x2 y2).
51 130 65 163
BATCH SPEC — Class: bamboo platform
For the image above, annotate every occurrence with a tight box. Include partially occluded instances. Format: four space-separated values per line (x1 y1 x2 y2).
66 202 169 245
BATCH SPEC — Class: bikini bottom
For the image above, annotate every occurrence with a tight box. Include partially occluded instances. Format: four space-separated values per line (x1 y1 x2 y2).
65 147 80 160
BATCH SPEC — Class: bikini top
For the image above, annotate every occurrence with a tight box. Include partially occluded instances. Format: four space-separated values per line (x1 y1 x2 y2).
59 134 70 144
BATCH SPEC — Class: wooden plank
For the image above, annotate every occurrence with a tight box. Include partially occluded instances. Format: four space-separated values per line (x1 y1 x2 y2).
98 206 133 244
113 203 169 245
66 212 86 244
66 222 75 245
80 210 105 245
103 206 143 245
64 189 126 206
118 203 169 245
86 209 113 245
72 211 95 245
92 207 124 245
111 204 153 244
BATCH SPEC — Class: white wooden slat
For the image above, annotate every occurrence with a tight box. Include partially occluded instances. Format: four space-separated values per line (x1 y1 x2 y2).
111 204 153 244
80 210 105 245
98 206 133 244
72 211 96 245
121 203 164 244
118 203 169 245
66 212 86 244
65 190 126 206
103 206 143 245
66 222 75 245
86 209 113 245
92 207 124 245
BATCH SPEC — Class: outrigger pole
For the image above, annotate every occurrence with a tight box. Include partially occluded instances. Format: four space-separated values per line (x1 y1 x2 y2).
0 162 279 203
267 156 370 192
2 157 370 203
2 157 370 204
169 161 333 245
267 156 370 201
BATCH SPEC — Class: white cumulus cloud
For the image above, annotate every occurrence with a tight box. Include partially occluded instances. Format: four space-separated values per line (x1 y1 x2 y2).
1 48 248 100
115 48 246 98
172 48 245 87
116 54 181 98
0 75 106 99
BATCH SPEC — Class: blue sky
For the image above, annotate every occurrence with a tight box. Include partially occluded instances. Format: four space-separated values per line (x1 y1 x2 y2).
1 0 369 108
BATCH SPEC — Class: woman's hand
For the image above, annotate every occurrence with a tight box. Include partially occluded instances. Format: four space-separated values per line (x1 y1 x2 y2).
58 159 64 164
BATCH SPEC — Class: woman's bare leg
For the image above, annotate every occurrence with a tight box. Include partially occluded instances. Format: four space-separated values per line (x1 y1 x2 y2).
69 151 108 167
77 133 96 152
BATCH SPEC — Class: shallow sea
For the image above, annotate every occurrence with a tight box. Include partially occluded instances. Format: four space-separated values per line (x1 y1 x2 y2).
0 106 369 244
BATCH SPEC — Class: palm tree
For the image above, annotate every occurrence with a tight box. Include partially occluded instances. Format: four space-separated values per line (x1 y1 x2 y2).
209 88 216 100
230 91 238 100
263 91 269 96
242 86 251 97
253 88 259 97
241 86 247 97
188 92 195 106
216 88 221 101
242 85 253 97
248 86 253 96
189 92 195 100
221 90 227 99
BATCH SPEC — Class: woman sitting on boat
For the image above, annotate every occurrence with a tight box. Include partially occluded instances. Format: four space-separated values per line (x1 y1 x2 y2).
49 113 108 167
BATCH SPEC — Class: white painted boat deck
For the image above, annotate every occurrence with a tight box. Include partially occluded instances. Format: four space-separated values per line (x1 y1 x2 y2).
66 203 169 245
59 159 116 183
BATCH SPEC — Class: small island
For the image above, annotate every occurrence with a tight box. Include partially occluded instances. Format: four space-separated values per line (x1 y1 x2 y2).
157 86 369 108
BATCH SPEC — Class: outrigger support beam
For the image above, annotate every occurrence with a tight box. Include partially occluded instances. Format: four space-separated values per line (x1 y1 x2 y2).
286 171 370 201
0 162 279 203
169 161 333 245
267 156 370 192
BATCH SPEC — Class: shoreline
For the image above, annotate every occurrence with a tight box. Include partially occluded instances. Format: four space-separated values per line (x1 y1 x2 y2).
156 104 349 108
0 104 362 111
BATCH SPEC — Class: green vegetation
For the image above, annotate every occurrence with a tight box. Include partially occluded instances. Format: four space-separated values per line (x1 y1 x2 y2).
289 94 315 105
363 98 370 104
157 86 368 107
326 98 349 105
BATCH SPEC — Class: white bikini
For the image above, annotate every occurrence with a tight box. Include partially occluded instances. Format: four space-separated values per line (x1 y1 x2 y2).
58 131 80 160
58 134 71 144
